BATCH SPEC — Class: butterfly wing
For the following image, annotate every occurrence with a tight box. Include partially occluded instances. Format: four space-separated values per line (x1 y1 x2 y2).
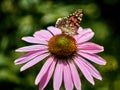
56 9 83 35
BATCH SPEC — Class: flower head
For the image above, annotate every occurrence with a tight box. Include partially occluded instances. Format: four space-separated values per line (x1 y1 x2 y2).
14 26 106 90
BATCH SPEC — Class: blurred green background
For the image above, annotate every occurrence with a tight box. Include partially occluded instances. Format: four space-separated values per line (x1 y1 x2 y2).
0 0 120 90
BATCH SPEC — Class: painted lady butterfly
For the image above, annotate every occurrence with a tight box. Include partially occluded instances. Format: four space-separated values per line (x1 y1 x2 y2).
55 9 83 35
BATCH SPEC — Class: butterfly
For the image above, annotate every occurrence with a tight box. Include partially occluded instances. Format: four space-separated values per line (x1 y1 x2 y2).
55 9 83 35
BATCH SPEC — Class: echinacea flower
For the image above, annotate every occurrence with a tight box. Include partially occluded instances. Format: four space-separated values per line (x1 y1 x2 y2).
14 26 106 90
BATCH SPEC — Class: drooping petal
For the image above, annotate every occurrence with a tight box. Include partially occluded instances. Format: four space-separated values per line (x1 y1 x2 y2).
74 28 94 44
68 60 81 90
54 60 63 90
35 57 54 85
33 30 52 41
22 36 47 44
16 45 47 52
47 26 61 35
63 61 73 90
39 59 56 90
20 53 49 71
78 52 106 65
74 57 95 85
80 58 102 80
14 51 35 64
15 50 47 65
78 42 104 53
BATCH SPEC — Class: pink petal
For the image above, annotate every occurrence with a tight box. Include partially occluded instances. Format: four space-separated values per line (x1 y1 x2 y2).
33 30 52 41
14 51 35 64
74 28 94 44
78 42 104 53
63 61 73 90
35 57 54 85
22 36 47 44
80 58 102 80
20 53 49 71
53 60 63 90
77 27 83 32
15 50 47 65
68 60 81 90
78 52 106 65
39 59 56 90
47 26 61 35
16 45 47 52
74 57 95 85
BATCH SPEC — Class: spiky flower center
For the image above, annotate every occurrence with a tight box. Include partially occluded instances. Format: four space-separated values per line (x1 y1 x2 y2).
48 34 77 59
